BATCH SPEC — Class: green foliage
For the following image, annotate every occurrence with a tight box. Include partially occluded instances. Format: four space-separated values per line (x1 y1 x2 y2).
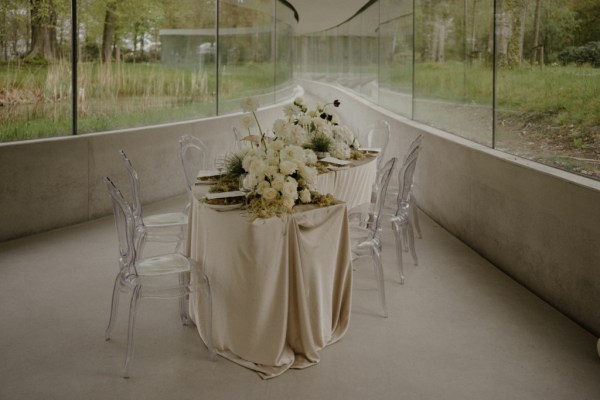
557 42 600 67
309 133 332 153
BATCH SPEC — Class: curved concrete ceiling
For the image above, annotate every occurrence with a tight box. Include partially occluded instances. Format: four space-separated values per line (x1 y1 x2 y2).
286 0 369 34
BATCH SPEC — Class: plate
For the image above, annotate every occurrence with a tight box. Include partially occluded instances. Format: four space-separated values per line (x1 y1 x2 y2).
196 170 223 185
203 202 243 211
359 147 381 154
205 190 246 200
319 156 352 166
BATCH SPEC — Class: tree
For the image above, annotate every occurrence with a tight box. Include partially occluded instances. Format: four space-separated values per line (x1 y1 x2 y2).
26 0 58 61
530 0 541 64
101 1 118 62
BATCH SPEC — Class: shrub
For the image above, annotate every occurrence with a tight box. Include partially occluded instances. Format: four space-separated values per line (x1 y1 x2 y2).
557 41 600 67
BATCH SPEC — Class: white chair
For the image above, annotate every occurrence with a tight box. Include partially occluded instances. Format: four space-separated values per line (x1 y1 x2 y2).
348 157 397 318
103 176 214 378
391 145 421 284
120 150 188 256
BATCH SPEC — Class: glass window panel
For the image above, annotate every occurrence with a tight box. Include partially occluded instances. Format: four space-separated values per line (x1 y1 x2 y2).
219 0 274 114
0 0 72 142
274 2 294 102
379 0 414 118
413 0 493 146
76 0 217 134
359 5 379 102
494 0 600 180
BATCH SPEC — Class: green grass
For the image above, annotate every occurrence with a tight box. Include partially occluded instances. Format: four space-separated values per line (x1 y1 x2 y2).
2 60 599 145
0 60 288 141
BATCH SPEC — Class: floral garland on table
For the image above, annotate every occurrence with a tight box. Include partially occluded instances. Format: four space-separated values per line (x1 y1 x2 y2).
227 97 364 220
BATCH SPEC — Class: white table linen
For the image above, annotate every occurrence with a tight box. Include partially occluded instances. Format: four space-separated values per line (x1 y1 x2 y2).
187 202 352 379
314 156 377 209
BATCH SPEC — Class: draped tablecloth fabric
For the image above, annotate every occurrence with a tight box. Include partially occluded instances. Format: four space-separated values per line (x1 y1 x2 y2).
187 202 353 379
314 156 377 209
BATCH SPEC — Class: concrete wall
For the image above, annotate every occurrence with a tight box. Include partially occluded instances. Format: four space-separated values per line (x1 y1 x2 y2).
0 98 290 242
302 80 600 337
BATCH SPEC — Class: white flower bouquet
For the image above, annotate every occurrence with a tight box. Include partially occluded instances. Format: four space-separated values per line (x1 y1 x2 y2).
235 96 361 219
241 140 318 219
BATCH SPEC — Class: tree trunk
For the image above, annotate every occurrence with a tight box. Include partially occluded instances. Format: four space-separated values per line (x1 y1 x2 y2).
101 1 117 63
25 0 57 62
530 0 541 65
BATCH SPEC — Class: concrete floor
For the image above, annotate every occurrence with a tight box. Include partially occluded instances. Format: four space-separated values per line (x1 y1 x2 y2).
1 194 599 400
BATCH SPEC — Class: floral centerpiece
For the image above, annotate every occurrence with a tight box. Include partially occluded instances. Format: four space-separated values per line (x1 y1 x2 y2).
272 97 361 160
228 97 346 219
240 141 322 219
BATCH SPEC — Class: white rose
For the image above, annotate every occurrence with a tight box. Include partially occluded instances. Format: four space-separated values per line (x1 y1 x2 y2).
298 165 316 185
298 115 312 127
269 139 285 151
266 149 279 166
330 142 351 160
297 124 309 138
282 180 298 200
279 160 297 175
282 195 295 209
262 187 278 201
243 174 257 190
304 149 318 164
264 165 279 179
249 159 268 176
283 104 300 117
271 174 285 191
272 119 287 135
300 188 311 203
256 180 271 195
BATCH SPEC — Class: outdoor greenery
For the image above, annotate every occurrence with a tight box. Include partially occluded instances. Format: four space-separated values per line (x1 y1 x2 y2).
0 0 598 180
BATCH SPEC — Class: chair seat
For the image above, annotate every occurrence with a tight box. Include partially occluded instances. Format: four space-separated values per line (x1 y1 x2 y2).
143 212 188 228
136 253 191 276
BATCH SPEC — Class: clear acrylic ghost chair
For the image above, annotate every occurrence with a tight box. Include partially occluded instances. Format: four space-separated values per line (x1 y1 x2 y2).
232 127 251 150
403 135 423 240
103 177 214 378
178 135 210 210
364 120 391 171
348 157 397 318
391 146 421 284
120 150 188 256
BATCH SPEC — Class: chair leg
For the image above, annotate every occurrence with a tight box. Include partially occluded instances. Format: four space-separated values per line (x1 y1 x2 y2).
105 275 121 341
410 198 422 239
392 223 405 284
123 284 142 379
406 222 419 266
179 273 191 326
201 276 217 360
371 250 388 318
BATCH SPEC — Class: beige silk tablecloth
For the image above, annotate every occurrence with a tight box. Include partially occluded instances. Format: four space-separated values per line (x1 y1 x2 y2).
187 201 353 379
314 156 377 209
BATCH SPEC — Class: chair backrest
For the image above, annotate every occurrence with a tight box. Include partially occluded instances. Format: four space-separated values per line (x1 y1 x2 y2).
119 150 144 229
365 120 391 170
395 145 421 216
104 176 138 276
179 135 209 193
371 157 397 239
403 134 423 164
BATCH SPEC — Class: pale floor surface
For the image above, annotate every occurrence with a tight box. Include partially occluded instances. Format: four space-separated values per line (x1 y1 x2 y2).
1 194 599 400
